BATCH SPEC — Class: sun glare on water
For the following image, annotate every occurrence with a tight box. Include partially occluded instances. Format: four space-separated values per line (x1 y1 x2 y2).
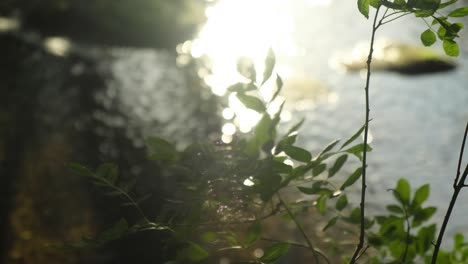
185 0 331 142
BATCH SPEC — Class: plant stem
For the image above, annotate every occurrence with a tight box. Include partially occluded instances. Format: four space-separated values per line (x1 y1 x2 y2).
277 193 320 263
349 6 382 263
432 122 468 263
261 237 330 264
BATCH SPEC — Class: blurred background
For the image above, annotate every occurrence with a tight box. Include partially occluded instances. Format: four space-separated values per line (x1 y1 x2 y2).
0 0 467 263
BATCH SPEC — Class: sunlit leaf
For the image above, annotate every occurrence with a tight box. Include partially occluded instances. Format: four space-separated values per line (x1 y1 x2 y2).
369 0 380 8
448 7 468 17
236 93 266 112
283 145 312 163
262 48 276 85
336 195 348 211
340 167 363 190
343 143 372 160
285 118 305 136
270 74 283 103
443 39 460 57
340 124 365 150
260 242 290 262
358 0 370 18
317 139 340 158
227 82 257 93
329 155 348 178
237 56 256 81
420 29 436 46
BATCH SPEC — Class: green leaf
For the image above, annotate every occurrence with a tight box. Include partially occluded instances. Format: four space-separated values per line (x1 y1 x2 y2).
412 0 441 10
245 222 262 247
323 216 339 231
318 139 340 158
412 206 437 227
443 39 460 57
369 0 380 8
68 163 93 176
147 137 178 161
416 224 436 253
329 155 348 178
348 208 361 224
340 124 365 150
386 204 404 214
358 0 370 18
98 218 129 242
340 167 363 190
227 82 257 93
336 195 348 211
297 181 331 195
283 145 312 163
394 178 411 205
237 56 256 81
412 184 430 207
316 194 328 215
420 29 437 46
285 118 305 136
312 163 327 177
439 0 457 9
96 163 118 184
236 93 266 112
201 231 218 243
448 7 468 17
343 143 372 161
415 9 436 17
454 233 464 250
260 243 290 262
268 74 284 104
262 48 276 85
182 242 210 262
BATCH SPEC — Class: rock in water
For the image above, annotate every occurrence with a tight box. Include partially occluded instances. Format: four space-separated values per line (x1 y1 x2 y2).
337 39 456 75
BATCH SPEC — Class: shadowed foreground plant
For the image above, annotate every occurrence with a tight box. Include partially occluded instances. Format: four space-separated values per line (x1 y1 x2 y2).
59 0 468 263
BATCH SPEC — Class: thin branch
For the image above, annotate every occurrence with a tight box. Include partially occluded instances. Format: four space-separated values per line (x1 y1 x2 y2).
381 12 411 25
431 122 468 263
454 122 468 187
277 193 321 263
261 237 331 264
349 5 382 263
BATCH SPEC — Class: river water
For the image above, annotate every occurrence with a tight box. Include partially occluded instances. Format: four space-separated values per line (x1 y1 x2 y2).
185 0 468 244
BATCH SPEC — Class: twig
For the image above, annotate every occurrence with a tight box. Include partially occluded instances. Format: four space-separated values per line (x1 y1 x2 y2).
261 237 331 264
277 193 320 263
431 122 468 263
349 5 383 263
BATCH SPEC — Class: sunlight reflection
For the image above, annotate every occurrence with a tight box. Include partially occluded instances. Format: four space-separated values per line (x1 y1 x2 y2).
43 37 71 57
